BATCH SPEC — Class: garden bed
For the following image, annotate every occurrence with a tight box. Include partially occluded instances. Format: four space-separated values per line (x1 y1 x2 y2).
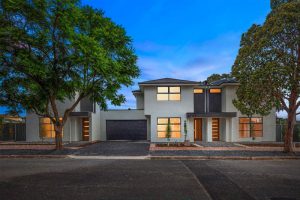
154 143 197 147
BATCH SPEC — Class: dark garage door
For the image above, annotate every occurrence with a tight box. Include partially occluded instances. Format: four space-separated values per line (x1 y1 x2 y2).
106 120 147 140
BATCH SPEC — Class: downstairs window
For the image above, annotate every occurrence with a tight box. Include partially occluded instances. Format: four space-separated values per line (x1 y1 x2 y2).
157 117 181 138
39 118 63 139
239 117 263 138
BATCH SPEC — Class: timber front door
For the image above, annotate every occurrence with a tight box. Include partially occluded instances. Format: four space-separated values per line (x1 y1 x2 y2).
212 118 220 141
82 118 89 141
194 118 202 141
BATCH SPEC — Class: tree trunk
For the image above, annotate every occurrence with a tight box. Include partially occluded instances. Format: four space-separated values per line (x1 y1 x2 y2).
54 125 63 150
284 111 296 153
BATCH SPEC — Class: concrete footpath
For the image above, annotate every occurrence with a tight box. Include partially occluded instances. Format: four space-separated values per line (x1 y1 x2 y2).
1 141 300 160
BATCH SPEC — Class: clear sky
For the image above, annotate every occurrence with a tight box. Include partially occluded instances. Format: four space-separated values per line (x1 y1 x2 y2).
0 0 271 114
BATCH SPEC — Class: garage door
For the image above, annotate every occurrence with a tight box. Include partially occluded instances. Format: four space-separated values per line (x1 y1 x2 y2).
106 120 147 140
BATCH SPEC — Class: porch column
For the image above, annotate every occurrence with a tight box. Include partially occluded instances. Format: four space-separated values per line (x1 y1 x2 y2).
206 117 213 142
226 118 233 142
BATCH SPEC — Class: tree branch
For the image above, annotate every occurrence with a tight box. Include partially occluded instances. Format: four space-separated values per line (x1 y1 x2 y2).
49 95 60 124
62 93 86 126
274 92 289 112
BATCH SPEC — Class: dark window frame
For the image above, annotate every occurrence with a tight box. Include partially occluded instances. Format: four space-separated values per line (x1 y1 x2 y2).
239 117 263 138
157 86 181 101
157 117 181 138
209 88 222 94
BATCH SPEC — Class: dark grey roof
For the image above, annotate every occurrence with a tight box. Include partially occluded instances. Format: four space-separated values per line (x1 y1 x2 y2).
210 78 238 86
139 78 199 85
132 90 142 93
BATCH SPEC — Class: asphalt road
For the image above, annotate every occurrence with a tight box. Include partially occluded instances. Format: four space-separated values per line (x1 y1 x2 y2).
0 159 299 200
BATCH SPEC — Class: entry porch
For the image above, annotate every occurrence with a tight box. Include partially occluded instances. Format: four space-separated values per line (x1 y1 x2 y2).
187 112 237 143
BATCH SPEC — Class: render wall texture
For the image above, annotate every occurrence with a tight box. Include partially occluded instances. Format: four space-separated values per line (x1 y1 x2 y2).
99 110 148 141
221 85 276 142
144 86 194 143
135 93 144 109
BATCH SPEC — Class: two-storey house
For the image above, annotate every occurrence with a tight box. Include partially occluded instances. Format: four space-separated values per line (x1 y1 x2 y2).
26 78 276 143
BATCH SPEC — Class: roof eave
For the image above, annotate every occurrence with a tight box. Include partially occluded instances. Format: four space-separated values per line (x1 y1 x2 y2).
138 83 200 86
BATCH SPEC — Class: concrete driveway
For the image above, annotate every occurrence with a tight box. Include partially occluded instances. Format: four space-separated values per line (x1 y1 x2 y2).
73 141 150 156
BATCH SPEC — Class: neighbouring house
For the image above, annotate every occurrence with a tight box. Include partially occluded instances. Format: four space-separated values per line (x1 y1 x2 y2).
0 115 26 141
25 78 276 143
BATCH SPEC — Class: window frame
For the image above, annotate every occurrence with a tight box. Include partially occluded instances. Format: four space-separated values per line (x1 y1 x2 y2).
209 88 222 94
239 117 263 138
157 117 181 138
194 88 204 94
157 86 181 101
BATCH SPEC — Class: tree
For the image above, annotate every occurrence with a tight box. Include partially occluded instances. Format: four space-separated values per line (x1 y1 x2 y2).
206 73 231 83
166 120 171 146
0 0 139 149
232 25 276 140
232 1 300 152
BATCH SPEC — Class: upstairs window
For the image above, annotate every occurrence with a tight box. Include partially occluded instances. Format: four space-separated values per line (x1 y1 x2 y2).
209 88 221 93
194 88 203 94
157 87 181 101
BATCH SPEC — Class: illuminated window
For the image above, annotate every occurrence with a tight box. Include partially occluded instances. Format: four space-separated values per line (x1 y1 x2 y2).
157 117 181 138
194 88 203 94
239 117 263 138
210 88 221 93
39 118 63 138
157 87 181 101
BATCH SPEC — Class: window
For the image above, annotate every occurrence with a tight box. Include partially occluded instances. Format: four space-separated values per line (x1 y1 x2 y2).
39 118 63 138
239 117 263 138
157 117 181 138
157 87 181 101
209 88 221 93
194 88 203 94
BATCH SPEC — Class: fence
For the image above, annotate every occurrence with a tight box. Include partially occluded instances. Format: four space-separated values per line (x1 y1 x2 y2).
0 123 26 141
276 123 300 142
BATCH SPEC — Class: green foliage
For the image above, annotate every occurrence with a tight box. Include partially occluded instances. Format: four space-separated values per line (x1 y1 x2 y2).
232 1 300 151
184 120 187 141
232 1 300 115
206 73 231 83
166 120 171 142
232 27 275 116
0 0 139 149
0 0 139 120
271 0 298 9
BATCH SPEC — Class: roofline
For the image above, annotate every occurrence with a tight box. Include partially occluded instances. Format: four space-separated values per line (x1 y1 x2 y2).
214 82 239 86
139 83 200 86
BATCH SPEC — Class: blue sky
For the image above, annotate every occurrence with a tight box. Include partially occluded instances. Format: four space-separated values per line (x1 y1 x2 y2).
85 0 271 109
0 0 271 114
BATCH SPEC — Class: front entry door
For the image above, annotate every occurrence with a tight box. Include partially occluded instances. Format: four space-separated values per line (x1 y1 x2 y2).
194 118 202 141
212 118 220 141
82 118 89 141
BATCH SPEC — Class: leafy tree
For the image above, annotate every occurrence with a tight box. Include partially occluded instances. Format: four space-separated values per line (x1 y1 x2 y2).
166 120 171 146
206 73 231 83
271 0 297 9
232 1 300 152
0 0 139 149
233 25 276 139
